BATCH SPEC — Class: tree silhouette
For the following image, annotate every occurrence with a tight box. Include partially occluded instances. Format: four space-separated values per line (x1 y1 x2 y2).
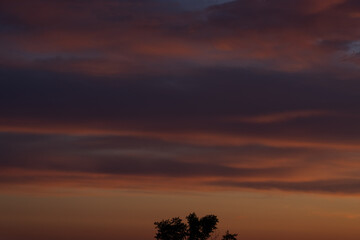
187 212 218 240
222 231 238 240
154 217 187 240
154 213 236 240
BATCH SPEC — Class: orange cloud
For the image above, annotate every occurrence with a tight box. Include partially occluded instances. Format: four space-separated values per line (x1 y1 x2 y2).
2 0 360 197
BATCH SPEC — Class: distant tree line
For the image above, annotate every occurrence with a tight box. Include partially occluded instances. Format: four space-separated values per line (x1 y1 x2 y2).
154 212 238 240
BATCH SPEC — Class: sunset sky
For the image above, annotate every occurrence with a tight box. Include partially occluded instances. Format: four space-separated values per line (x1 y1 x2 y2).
2 0 360 239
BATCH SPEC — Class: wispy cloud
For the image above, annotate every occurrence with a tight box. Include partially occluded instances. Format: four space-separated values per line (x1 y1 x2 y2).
225 110 333 123
1 0 360 196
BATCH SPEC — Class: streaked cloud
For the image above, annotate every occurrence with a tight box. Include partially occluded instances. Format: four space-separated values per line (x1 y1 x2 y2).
225 110 333 123
211 179 360 195
1 0 360 196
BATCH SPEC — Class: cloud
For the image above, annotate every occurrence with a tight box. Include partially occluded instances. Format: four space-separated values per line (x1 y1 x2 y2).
211 178 360 194
170 0 236 11
2 0 360 75
1 132 360 195
1 66 360 151
225 110 332 123
0 133 297 178
1 0 360 195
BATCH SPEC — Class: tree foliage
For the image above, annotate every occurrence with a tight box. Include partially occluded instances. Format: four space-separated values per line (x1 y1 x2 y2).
154 213 236 240
187 212 218 240
154 217 188 240
222 231 238 240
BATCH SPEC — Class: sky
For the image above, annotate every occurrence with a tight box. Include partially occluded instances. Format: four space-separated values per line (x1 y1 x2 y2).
1 0 360 239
